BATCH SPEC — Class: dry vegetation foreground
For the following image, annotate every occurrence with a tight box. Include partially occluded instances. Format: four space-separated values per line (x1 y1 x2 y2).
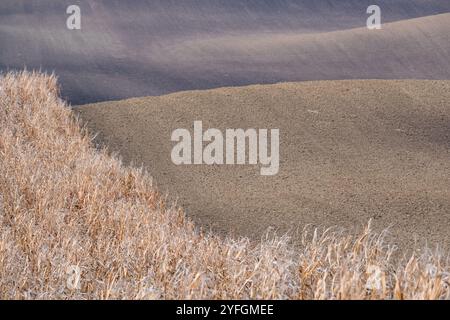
0 72 449 299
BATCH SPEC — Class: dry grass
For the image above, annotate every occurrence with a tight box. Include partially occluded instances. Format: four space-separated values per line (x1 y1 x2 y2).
0 71 449 300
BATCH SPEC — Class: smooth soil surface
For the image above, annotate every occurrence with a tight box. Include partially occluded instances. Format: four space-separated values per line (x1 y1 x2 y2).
1 1 449 104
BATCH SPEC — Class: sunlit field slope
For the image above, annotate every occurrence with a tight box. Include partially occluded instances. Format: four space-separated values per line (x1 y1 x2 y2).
77 79 450 251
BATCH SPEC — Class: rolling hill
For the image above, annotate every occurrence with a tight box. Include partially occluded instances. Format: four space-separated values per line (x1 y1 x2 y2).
76 79 450 250
1 1 449 104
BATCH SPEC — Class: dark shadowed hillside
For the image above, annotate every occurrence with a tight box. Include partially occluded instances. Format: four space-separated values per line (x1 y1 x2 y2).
1 0 449 104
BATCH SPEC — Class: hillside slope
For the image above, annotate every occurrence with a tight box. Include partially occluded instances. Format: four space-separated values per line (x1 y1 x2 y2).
77 80 450 250
1 1 449 103
2 71 450 299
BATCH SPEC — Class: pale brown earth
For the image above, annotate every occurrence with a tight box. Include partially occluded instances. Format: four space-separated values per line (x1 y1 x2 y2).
76 80 450 250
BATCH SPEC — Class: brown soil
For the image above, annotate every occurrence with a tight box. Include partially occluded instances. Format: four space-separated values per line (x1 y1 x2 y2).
76 80 450 250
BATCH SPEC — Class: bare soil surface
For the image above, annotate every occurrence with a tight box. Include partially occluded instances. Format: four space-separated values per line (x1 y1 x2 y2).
76 80 450 250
